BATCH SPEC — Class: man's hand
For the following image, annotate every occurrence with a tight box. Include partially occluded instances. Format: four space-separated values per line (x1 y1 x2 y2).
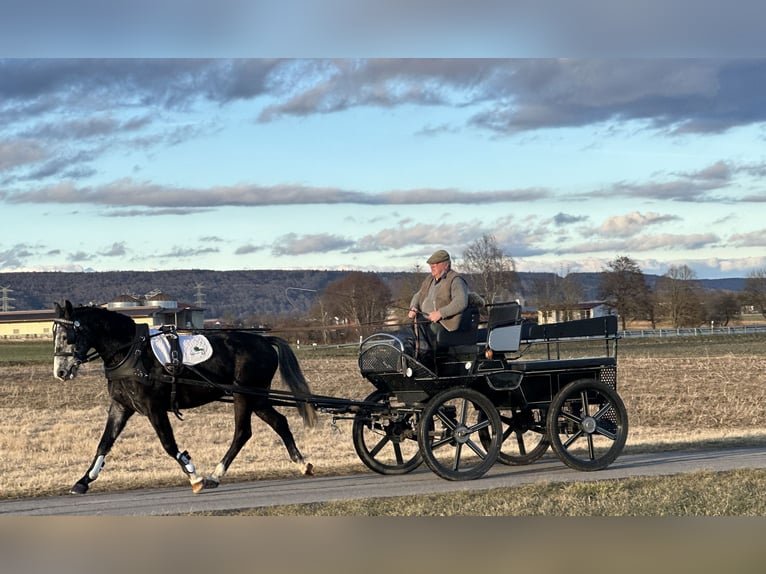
428 310 442 323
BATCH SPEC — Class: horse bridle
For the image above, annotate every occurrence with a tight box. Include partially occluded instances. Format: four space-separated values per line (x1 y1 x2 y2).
53 317 148 380
52 318 99 369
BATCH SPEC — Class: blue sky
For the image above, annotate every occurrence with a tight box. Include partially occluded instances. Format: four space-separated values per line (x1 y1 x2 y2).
1 5 765 279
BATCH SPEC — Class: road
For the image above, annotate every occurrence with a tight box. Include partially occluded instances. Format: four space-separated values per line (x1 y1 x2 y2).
2 446 765 516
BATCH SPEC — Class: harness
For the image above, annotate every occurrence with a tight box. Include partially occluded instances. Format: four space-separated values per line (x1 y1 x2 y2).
53 317 236 420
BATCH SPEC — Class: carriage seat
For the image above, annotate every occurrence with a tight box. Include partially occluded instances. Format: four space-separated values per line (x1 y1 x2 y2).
435 306 481 352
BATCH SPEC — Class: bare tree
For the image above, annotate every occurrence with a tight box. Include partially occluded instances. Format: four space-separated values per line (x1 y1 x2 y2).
703 290 741 326
599 255 652 330
655 264 704 327
744 267 766 318
461 234 518 304
529 268 584 323
319 272 392 338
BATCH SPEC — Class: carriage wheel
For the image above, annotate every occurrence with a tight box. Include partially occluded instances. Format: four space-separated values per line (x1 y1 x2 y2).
417 387 501 481
479 406 550 466
352 390 423 475
546 378 628 472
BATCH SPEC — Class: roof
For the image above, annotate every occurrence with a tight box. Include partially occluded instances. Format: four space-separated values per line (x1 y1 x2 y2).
0 303 203 324
0 309 57 323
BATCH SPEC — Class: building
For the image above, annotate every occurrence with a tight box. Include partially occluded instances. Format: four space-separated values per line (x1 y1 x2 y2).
537 300 616 325
0 292 204 339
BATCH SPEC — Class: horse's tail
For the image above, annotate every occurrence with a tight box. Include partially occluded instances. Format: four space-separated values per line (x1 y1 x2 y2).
267 336 317 428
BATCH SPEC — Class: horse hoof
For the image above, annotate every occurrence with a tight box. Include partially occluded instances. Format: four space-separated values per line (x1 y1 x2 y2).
191 480 206 494
70 483 88 495
203 478 220 489
303 463 315 476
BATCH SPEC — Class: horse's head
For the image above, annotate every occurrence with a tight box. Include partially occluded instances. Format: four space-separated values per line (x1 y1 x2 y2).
52 300 92 381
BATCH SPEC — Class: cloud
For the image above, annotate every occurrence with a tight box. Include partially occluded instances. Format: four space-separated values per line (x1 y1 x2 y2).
0 139 48 171
729 229 766 247
100 242 127 257
156 246 220 258
553 212 588 226
563 232 718 255
4 179 550 208
271 233 354 256
595 211 680 238
234 243 264 255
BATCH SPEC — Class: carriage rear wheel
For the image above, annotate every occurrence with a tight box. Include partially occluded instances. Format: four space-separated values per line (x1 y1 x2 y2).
546 378 628 471
417 387 501 481
352 390 423 475
479 406 550 465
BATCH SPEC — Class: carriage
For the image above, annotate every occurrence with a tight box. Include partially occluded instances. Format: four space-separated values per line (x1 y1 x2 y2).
52 299 627 493
350 301 628 480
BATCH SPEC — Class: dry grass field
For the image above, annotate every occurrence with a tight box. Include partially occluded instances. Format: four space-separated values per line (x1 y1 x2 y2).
2 336 766 500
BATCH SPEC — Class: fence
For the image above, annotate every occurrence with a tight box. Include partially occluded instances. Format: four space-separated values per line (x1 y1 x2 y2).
620 324 766 338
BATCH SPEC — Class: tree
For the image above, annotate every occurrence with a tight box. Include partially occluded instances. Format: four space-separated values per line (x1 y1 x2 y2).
703 291 741 327
461 234 519 304
654 265 704 328
529 268 584 323
318 272 392 339
599 256 652 330
743 268 766 318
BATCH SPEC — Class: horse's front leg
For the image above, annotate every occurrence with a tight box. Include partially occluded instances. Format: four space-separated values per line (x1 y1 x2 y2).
71 400 134 494
146 408 207 493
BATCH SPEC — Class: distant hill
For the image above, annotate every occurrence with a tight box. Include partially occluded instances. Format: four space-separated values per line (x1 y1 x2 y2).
0 269 748 319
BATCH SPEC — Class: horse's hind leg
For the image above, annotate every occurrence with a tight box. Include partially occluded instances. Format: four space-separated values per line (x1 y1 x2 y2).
253 402 314 476
208 398 313 486
71 400 134 494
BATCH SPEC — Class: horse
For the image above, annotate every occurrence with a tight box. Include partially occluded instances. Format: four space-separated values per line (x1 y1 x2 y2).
52 300 316 494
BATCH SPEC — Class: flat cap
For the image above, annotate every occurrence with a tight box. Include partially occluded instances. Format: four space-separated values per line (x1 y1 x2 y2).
427 249 450 264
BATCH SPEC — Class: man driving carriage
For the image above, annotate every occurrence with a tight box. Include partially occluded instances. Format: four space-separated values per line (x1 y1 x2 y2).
405 249 469 360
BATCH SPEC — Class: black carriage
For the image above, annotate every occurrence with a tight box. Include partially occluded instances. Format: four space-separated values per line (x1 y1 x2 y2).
353 302 628 480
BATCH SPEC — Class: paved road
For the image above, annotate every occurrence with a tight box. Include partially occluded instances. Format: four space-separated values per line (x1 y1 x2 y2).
2 446 765 516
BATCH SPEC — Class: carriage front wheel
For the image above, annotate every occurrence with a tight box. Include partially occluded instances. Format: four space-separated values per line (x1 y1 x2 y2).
417 387 502 481
546 378 628 472
352 390 423 475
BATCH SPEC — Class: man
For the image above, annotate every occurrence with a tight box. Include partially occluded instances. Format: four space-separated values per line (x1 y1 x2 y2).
407 250 469 353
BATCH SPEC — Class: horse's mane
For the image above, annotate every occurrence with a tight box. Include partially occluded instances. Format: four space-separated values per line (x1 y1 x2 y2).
73 305 136 335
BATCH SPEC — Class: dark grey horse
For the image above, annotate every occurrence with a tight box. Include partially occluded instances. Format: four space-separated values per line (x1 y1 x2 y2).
53 300 316 494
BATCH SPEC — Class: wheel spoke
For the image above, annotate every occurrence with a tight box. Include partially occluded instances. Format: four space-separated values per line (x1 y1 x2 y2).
465 418 491 434
458 399 469 425
514 431 528 455
452 443 463 471
586 433 595 460
562 428 584 448
393 442 404 465
464 438 488 459
369 434 390 457
436 410 458 431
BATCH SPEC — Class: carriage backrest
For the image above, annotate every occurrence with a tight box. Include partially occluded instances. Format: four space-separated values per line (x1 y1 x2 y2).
487 302 522 329
520 314 618 341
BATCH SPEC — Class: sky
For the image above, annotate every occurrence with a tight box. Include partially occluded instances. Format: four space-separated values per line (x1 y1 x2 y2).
1 3 765 279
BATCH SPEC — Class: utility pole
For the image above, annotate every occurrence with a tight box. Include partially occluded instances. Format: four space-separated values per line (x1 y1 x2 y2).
0 286 15 312
194 282 205 308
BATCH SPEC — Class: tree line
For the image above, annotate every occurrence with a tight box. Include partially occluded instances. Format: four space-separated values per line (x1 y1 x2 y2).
265 236 766 345
2 236 763 345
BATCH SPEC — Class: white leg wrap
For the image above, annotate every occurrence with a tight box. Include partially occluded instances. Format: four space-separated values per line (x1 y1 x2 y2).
211 462 226 481
88 455 106 480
